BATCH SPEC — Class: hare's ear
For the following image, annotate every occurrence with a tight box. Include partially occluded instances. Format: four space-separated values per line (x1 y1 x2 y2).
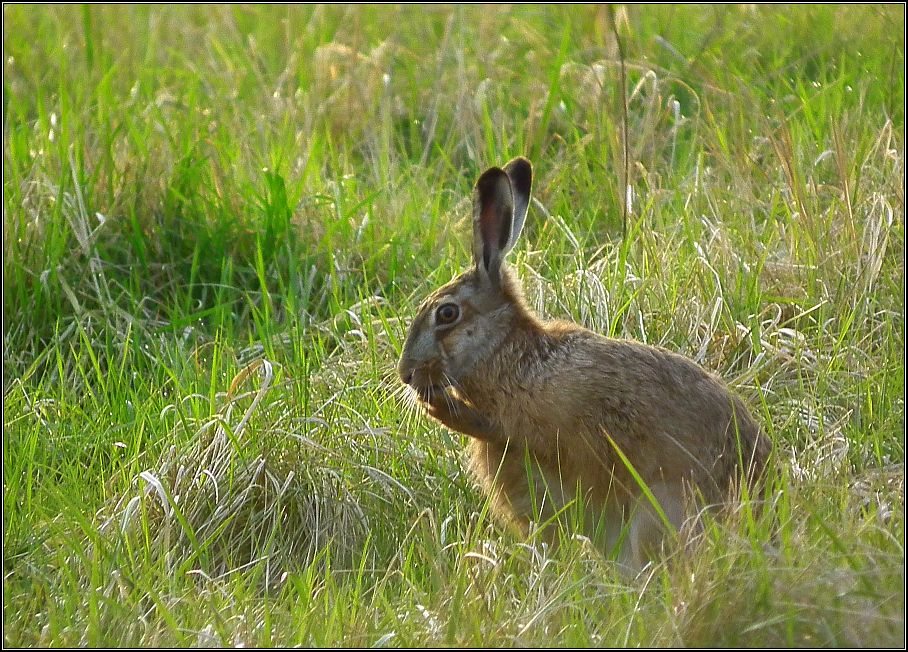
472 167 513 285
502 157 532 254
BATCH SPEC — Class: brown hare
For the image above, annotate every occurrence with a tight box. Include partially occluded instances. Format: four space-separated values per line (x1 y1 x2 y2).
398 157 771 571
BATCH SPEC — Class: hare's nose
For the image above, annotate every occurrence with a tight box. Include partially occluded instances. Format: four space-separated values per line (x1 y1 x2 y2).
398 359 416 385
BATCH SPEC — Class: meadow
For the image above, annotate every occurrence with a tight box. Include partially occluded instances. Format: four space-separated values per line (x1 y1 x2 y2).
3 4 904 646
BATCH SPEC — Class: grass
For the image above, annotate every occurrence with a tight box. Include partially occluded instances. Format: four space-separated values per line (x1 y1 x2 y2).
3 4 904 646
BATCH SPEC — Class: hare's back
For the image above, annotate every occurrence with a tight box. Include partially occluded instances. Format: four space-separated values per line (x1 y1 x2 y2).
561 331 767 485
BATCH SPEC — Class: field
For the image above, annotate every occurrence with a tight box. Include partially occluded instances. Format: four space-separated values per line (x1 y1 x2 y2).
3 4 904 646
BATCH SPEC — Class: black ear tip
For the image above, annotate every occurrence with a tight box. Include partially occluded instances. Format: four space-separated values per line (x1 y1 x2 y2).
504 157 533 191
475 167 509 194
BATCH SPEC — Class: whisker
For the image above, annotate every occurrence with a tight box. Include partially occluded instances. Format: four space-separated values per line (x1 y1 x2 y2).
442 373 460 417
444 373 473 408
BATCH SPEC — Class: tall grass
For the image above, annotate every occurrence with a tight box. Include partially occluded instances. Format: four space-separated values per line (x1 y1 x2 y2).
3 4 904 646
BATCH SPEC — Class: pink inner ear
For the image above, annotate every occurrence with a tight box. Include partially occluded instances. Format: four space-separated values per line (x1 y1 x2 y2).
479 204 501 269
474 168 513 273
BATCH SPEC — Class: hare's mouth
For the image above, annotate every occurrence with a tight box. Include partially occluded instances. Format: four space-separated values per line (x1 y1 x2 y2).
412 382 449 402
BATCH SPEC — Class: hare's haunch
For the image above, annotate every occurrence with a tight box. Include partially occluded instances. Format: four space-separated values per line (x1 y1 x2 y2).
398 158 771 571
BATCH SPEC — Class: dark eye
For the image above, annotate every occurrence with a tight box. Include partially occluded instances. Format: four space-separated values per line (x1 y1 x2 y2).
435 303 460 325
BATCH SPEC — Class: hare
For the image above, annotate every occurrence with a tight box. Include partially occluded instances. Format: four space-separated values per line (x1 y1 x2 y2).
397 157 771 571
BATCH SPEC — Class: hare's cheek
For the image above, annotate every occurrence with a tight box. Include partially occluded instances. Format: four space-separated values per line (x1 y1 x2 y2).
438 331 477 377
436 330 469 370
435 332 454 362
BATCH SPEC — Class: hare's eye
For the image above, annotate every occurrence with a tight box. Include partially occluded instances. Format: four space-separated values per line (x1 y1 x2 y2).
435 303 460 326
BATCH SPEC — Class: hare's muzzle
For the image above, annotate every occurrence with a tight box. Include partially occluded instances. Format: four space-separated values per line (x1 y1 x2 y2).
398 357 448 401
397 357 415 385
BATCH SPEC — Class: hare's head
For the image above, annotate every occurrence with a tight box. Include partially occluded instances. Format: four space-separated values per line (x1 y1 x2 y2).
398 157 534 400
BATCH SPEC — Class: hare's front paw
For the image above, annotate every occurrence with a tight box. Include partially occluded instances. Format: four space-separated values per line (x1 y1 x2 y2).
422 390 501 441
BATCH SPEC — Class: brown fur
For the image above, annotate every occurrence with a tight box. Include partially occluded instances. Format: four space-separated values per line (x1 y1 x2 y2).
398 159 772 571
